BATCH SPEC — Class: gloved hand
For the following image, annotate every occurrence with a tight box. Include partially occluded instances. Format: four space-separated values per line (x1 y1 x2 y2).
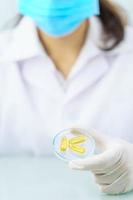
69 129 133 195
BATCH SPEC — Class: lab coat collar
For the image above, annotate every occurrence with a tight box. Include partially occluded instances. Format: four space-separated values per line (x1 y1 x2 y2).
0 17 45 62
0 16 133 62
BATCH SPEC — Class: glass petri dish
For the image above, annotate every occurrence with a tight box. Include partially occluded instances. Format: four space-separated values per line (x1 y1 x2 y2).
53 128 95 162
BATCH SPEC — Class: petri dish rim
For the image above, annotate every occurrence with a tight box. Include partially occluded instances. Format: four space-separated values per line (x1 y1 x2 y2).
53 128 96 162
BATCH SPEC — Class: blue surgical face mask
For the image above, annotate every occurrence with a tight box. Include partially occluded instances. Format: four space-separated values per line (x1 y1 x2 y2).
18 0 100 37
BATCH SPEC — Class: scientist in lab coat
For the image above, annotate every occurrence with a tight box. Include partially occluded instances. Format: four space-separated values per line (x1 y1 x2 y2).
0 0 133 195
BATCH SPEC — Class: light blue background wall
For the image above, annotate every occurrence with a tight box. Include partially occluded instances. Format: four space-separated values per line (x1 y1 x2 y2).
0 0 133 28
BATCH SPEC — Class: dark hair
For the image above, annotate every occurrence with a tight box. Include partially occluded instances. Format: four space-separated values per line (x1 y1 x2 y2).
99 0 127 50
2 0 127 51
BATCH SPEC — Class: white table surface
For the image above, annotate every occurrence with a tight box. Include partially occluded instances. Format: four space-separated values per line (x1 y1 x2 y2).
0 156 132 200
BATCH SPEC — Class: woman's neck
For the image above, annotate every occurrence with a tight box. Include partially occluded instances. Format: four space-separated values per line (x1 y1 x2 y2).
38 20 89 79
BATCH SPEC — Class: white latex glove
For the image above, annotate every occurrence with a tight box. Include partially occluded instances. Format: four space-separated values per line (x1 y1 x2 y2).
69 129 133 195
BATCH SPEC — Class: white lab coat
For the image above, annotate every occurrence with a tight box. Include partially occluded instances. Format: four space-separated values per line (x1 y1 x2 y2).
0 16 133 155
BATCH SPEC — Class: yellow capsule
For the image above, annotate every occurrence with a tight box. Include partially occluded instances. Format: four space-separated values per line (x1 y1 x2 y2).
70 135 88 145
60 135 87 155
69 136 87 154
69 143 86 154
60 137 68 152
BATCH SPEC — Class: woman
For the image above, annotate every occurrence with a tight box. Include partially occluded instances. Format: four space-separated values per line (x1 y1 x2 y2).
0 0 133 195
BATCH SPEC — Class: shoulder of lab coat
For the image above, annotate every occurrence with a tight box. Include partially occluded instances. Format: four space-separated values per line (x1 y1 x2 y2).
0 16 133 62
